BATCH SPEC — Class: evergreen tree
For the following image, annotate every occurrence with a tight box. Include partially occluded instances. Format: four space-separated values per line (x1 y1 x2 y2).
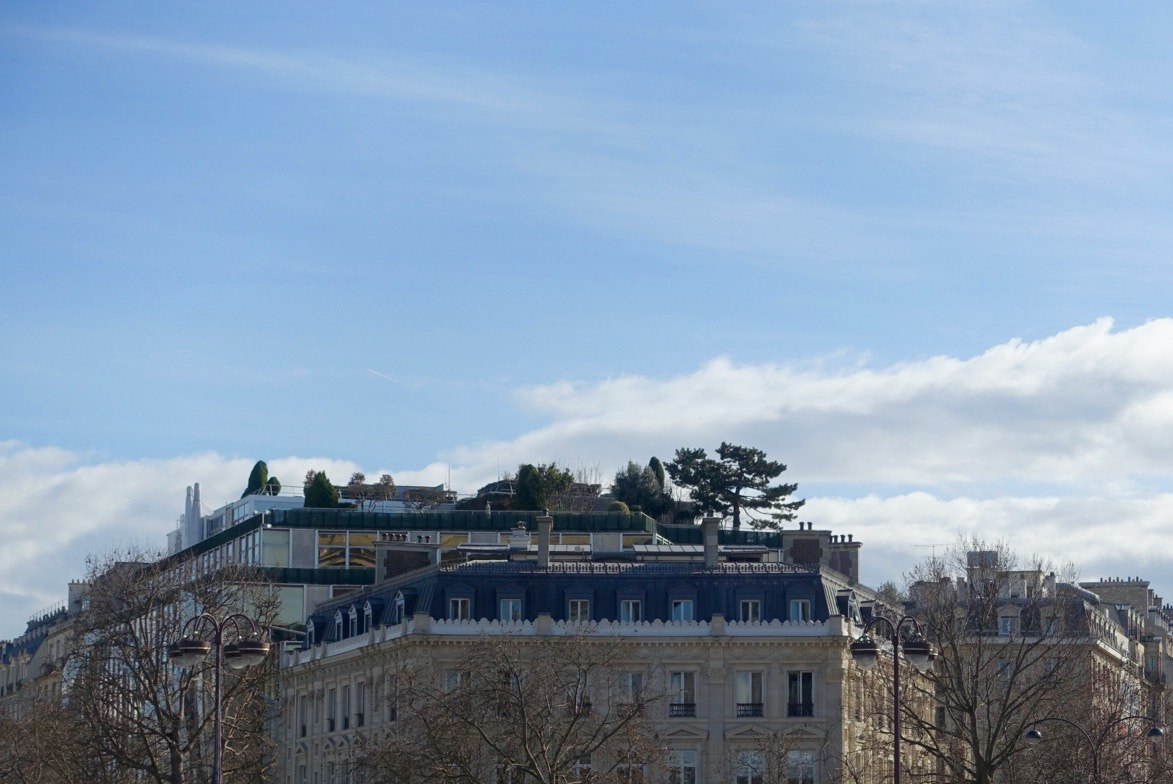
610 459 674 519
242 460 269 498
303 471 340 508
648 456 666 490
666 442 804 530
512 463 574 511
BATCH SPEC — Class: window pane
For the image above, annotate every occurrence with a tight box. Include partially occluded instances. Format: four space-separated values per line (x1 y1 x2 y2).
318 531 347 567
262 529 291 567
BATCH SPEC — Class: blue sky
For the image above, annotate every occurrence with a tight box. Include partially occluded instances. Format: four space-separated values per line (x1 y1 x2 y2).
3 2 1173 636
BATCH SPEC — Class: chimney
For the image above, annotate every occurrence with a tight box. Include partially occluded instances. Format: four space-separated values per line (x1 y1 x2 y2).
537 514 554 567
702 517 719 568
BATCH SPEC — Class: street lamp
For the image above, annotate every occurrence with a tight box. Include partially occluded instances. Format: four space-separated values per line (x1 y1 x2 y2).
167 613 271 784
850 615 936 784
1023 715 1164 784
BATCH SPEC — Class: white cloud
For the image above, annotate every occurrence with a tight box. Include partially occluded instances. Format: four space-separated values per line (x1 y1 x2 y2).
4 319 1173 638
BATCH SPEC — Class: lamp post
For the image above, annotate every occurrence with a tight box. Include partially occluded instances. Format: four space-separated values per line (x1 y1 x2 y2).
1023 715 1164 784
167 613 271 784
850 615 935 784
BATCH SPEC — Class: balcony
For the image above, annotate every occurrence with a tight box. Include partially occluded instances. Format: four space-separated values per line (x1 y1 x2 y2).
737 702 764 717
669 702 696 717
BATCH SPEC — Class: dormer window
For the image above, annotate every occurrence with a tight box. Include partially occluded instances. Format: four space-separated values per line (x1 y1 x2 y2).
349 605 359 637
363 600 374 631
333 610 344 640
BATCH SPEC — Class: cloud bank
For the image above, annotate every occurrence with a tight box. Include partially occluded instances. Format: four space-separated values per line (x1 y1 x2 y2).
4 318 1171 637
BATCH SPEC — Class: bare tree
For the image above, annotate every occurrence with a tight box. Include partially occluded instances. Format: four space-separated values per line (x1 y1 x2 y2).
352 631 664 784
400 485 452 511
898 537 1120 784
65 549 278 784
0 699 114 784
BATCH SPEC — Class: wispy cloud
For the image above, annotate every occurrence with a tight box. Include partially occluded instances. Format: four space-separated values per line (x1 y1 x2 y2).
794 2 1171 186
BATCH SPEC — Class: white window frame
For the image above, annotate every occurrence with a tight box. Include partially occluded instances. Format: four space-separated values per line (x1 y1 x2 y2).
787 671 814 717
568 598 591 623
499 598 523 622
736 750 766 784
573 754 593 779
615 763 647 783
617 671 644 704
449 597 472 621
620 599 643 623
736 671 764 717
788 599 812 622
671 599 695 622
739 599 762 622
667 750 699 784
669 671 696 716
784 750 816 784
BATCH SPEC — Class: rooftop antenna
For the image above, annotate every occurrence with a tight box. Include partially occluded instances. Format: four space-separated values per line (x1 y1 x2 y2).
915 543 951 558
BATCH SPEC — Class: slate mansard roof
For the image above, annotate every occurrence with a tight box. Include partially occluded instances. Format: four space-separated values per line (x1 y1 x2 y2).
305 558 867 646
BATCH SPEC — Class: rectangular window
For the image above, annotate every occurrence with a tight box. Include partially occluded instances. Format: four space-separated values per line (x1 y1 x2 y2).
999 616 1016 636
298 694 308 737
499 598 523 622
348 532 377 568
356 681 366 727
568 598 591 623
615 763 646 783
327 687 337 732
387 675 398 721
785 751 816 784
318 531 348 567
736 671 764 717
617 671 644 704
668 750 698 784
739 599 761 622
787 672 814 717
736 751 766 784
574 755 593 779
449 597 471 621
671 599 695 622
444 670 470 692
789 599 812 622
620 599 643 623
669 671 696 717
341 684 351 730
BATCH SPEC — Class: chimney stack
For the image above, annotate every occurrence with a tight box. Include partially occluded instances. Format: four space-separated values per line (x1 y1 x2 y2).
537 513 554 567
702 517 719 568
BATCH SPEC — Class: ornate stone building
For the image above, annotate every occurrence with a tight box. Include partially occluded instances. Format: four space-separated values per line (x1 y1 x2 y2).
276 518 910 784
